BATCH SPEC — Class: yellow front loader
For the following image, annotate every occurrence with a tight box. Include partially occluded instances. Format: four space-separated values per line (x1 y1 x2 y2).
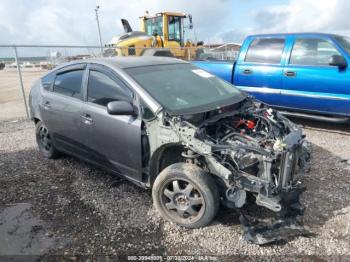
111 11 202 59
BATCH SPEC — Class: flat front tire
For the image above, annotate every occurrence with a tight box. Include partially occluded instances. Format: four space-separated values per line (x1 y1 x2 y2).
152 163 219 228
35 121 60 159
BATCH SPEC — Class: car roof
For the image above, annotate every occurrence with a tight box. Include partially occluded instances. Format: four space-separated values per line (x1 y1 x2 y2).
72 56 188 69
246 32 343 38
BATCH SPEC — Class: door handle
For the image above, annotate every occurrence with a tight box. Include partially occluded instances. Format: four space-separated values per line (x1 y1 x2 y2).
243 69 253 75
81 114 93 125
42 101 51 110
284 71 296 77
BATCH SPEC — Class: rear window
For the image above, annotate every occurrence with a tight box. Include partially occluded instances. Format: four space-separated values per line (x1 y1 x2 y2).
41 73 55 91
53 70 84 98
245 38 285 64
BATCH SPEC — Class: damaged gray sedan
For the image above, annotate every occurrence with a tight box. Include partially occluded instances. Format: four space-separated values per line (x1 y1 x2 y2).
29 57 311 244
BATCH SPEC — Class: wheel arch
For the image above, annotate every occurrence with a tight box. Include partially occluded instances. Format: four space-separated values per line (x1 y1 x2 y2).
33 117 41 124
149 143 185 187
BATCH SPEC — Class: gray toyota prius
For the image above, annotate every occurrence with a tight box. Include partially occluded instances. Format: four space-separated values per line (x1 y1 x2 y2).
29 57 310 243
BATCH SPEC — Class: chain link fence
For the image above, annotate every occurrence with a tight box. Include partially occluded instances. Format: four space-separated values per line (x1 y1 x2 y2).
0 45 239 121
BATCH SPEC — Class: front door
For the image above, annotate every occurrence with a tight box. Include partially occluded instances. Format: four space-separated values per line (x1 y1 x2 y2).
81 64 142 181
281 36 350 116
234 37 286 106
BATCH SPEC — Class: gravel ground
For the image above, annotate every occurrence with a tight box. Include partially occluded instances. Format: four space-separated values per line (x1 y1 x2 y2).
0 118 350 259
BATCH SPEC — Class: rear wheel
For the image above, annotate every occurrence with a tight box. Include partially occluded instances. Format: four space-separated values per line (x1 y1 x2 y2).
152 163 219 228
35 121 60 159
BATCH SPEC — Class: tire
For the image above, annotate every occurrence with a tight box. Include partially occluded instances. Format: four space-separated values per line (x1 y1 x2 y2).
35 121 60 159
152 163 220 228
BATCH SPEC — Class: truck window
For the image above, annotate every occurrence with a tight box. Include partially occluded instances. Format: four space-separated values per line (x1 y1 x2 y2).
289 38 341 66
245 38 285 64
334 36 350 55
145 16 163 36
168 16 182 44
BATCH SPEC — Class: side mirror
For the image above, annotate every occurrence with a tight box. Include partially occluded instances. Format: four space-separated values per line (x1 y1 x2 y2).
107 101 135 116
329 55 347 69
188 14 193 29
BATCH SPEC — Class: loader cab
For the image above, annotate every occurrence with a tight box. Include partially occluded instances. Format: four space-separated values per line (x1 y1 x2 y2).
114 11 198 59
141 12 187 47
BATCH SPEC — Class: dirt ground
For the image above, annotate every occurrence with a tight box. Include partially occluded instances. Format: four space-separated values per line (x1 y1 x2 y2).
0 69 46 121
0 118 350 260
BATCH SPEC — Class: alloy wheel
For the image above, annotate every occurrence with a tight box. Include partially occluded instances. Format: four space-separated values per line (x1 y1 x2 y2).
161 179 205 222
38 126 52 151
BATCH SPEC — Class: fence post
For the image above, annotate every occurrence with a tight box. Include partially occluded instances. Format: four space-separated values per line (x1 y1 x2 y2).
13 46 29 119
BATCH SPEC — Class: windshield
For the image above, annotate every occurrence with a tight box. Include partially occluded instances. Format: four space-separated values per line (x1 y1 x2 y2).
334 36 350 55
126 64 245 115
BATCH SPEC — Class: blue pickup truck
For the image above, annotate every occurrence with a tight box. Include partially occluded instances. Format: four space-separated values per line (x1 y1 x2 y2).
193 33 350 121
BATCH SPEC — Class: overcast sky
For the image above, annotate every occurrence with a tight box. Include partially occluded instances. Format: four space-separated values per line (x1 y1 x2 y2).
1 0 350 56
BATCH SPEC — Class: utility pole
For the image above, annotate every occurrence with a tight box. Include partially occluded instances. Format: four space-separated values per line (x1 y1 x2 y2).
95 5 103 55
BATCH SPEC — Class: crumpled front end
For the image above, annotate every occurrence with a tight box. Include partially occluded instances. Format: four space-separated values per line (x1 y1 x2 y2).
231 127 311 215
159 99 311 244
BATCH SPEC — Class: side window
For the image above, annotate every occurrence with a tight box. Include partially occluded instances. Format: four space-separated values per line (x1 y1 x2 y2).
41 73 55 91
290 38 341 66
53 70 84 98
87 70 133 106
245 38 285 64
140 100 155 120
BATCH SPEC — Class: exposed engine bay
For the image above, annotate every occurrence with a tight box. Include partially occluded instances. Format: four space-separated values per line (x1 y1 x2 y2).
146 98 311 244
190 101 310 212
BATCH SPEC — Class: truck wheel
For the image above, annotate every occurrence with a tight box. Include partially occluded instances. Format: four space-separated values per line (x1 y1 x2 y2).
152 163 219 228
35 121 60 159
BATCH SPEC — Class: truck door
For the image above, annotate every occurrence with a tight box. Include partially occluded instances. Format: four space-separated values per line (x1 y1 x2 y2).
281 36 350 116
233 37 286 106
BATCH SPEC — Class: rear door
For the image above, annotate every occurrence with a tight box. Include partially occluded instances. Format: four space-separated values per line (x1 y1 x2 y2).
234 37 286 105
81 64 142 181
281 36 350 116
40 64 87 155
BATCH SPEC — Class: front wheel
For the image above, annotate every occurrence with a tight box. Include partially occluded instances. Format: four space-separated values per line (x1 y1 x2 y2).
152 163 219 228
